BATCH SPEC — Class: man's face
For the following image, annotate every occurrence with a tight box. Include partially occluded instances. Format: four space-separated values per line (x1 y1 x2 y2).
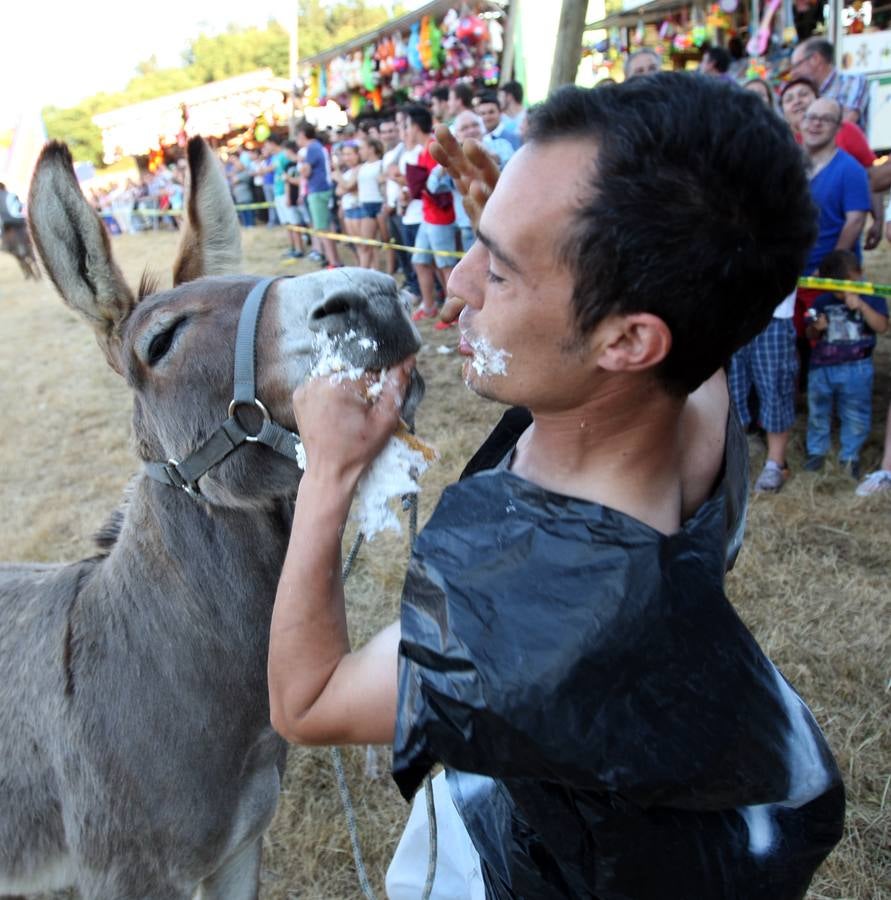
780 83 817 131
801 98 842 152
379 120 398 148
790 46 819 81
477 102 502 133
454 112 484 143
448 140 603 411
447 90 465 118
699 52 716 75
431 97 447 119
626 53 660 79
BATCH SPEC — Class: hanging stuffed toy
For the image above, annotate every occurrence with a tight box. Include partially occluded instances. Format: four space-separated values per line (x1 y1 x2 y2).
362 43 377 91
408 22 423 71
393 32 409 73
419 16 433 70
428 17 444 70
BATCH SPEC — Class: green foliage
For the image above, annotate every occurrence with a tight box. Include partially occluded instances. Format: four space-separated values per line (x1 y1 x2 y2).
41 3 403 165
297 0 407 58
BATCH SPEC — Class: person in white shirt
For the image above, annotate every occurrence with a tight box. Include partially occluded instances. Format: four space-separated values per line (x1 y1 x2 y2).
356 137 385 269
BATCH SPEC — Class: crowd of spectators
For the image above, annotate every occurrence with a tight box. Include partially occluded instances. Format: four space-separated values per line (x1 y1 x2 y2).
92 58 890 494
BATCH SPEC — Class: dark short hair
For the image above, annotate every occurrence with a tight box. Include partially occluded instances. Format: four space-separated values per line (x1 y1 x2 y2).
780 76 819 101
297 121 317 140
475 90 500 108
449 83 474 109
283 140 298 153
431 86 449 102
526 75 817 396
818 249 860 279
704 45 731 72
402 104 433 135
500 81 524 104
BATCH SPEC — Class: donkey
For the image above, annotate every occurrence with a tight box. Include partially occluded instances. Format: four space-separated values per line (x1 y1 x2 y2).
0 138 422 899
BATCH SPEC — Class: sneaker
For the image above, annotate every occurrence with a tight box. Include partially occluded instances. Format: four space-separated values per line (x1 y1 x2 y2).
839 459 860 480
753 460 789 493
855 469 891 496
434 319 456 331
308 250 324 262
803 455 825 472
412 306 437 322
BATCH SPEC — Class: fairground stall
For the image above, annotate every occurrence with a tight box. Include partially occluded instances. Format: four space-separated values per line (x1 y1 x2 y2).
298 0 511 119
92 69 293 166
584 0 753 82
828 0 891 148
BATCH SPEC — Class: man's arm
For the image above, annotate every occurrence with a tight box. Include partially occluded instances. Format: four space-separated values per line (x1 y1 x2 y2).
866 192 885 250
834 210 867 251
268 364 413 746
870 158 891 193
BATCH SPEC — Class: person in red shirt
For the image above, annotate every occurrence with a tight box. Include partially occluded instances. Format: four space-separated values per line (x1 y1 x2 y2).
780 77 882 250
402 105 458 324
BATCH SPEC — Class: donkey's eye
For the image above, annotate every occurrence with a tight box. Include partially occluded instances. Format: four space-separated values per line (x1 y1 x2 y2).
147 319 184 366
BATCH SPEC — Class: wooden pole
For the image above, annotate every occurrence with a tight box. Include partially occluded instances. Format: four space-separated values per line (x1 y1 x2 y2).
499 0 519 86
289 8 300 138
548 0 589 92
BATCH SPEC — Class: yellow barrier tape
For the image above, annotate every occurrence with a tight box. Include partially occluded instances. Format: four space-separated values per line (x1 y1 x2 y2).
797 276 890 297
287 224 465 259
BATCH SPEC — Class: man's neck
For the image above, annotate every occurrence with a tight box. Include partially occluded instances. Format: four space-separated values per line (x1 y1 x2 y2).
807 142 837 173
513 377 685 534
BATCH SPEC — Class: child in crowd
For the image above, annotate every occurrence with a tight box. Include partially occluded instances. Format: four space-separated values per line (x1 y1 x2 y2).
804 250 888 479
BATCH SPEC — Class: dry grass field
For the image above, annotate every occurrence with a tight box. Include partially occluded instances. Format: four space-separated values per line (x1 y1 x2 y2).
0 225 888 900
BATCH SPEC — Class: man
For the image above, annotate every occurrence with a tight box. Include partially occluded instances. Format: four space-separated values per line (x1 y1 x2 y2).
269 75 844 899
447 83 474 122
498 80 526 135
430 86 450 125
699 45 732 78
269 139 304 259
475 90 521 151
402 104 456 322
801 97 871 275
380 115 417 294
790 37 869 133
295 121 342 268
624 48 661 79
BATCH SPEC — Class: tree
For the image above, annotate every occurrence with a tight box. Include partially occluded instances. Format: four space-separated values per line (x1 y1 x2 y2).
43 3 405 164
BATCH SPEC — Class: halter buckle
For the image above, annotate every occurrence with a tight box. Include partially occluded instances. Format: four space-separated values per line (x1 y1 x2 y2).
166 459 200 498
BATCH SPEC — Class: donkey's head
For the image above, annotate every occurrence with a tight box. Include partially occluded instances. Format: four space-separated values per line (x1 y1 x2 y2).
28 138 422 508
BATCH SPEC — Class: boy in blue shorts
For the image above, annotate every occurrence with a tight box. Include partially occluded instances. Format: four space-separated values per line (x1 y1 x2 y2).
804 249 888 478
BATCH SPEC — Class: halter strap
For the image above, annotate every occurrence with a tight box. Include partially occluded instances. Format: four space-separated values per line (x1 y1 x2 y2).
144 276 302 497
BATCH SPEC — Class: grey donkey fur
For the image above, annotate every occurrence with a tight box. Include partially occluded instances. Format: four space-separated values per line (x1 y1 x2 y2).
0 138 422 899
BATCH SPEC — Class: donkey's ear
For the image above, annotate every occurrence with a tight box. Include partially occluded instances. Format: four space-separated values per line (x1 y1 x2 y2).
173 137 241 286
28 141 136 374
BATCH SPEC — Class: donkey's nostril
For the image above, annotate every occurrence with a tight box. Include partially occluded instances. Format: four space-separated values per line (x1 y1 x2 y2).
310 291 366 322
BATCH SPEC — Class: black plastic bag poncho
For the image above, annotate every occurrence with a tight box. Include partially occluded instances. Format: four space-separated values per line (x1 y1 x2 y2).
393 409 844 899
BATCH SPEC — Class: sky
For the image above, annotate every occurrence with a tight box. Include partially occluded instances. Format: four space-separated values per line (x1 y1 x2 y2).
1 1 422 128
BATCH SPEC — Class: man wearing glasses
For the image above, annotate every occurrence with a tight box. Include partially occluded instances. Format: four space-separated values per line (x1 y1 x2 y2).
801 97 871 276
790 38 869 134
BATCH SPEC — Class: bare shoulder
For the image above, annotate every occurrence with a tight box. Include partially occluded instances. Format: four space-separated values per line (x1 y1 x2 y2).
678 370 729 521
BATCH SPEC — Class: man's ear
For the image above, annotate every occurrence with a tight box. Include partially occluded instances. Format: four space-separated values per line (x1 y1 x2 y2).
595 313 672 374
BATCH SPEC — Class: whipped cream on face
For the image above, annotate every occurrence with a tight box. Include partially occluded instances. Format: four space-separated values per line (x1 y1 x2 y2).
468 335 511 377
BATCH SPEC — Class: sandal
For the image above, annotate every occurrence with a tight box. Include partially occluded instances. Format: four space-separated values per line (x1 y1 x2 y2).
412 307 437 322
